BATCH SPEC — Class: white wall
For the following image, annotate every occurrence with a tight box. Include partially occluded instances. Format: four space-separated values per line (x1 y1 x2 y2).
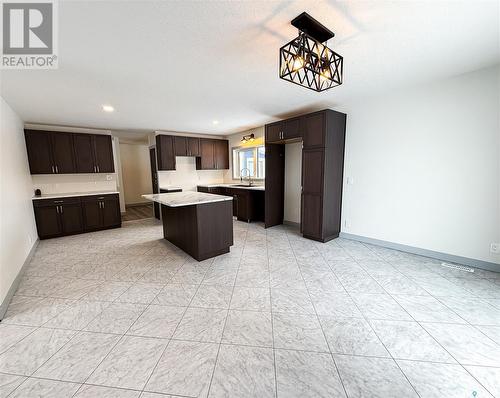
224 126 265 182
339 65 500 264
284 142 302 224
0 97 38 308
119 143 152 205
158 157 224 192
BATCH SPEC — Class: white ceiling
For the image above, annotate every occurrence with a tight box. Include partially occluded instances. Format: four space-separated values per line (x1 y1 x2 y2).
1 0 499 135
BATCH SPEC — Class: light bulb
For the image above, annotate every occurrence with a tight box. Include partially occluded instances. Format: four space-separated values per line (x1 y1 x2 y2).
292 56 305 72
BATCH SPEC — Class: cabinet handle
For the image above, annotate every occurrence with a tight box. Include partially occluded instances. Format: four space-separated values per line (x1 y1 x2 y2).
59 205 63 214
56 206 59 214
102 201 105 208
51 165 55 173
54 200 63 203
97 165 100 173
55 165 59 173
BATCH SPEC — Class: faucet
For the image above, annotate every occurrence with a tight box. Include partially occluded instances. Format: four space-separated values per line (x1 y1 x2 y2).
240 168 253 186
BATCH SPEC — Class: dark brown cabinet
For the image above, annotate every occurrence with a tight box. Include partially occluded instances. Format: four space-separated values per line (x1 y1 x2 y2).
214 140 229 170
74 134 95 173
51 132 76 173
93 135 114 173
25 129 114 175
173 136 201 157
265 109 346 242
156 135 176 170
197 138 216 169
197 186 264 222
188 137 200 156
265 118 301 143
25 130 76 174
33 194 120 239
173 136 188 156
156 134 228 171
33 197 83 239
82 194 121 231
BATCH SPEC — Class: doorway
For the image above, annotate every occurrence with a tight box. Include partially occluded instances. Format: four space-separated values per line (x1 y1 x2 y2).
119 141 155 221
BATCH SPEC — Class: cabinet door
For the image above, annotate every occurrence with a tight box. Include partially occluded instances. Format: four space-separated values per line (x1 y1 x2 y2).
51 132 75 174
302 112 325 148
74 134 96 173
34 206 62 238
24 130 54 174
236 191 250 222
173 136 188 156
59 203 83 234
264 143 285 228
188 137 200 156
283 118 301 140
156 135 176 170
302 149 324 194
214 140 229 169
82 199 102 230
101 197 121 227
265 122 283 143
301 193 322 239
198 139 215 169
94 135 114 172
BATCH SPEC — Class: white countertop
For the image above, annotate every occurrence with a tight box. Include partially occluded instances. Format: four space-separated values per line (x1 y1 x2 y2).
197 183 265 191
143 192 233 207
33 191 119 200
159 186 182 191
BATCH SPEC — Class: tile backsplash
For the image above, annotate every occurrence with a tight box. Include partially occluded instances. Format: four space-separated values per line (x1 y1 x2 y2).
158 157 224 192
32 173 118 195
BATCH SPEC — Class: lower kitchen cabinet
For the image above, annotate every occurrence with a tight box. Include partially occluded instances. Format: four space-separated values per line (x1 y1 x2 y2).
33 194 121 239
197 186 264 222
82 194 121 231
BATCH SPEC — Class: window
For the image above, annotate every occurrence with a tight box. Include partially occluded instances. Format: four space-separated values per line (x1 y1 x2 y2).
232 145 265 179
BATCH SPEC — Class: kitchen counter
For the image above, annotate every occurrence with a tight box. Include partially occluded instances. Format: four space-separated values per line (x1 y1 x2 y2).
33 190 119 200
142 192 233 261
143 192 232 207
197 183 265 191
159 185 182 191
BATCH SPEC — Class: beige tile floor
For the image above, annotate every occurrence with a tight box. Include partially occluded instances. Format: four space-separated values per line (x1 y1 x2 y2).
0 219 499 397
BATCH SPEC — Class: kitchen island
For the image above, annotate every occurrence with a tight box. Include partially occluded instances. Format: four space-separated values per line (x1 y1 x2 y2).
142 191 233 261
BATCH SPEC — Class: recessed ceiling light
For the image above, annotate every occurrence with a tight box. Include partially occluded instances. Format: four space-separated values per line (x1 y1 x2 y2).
102 105 114 112
212 120 219 125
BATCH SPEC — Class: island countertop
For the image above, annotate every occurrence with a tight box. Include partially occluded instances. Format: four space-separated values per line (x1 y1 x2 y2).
142 191 233 207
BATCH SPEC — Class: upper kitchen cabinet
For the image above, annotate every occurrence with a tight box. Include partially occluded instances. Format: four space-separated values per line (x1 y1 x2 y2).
93 135 114 172
25 129 76 174
156 135 176 170
214 139 229 169
157 134 228 171
196 138 229 170
25 130 114 175
73 133 114 173
173 136 201 157
197 138 215 169
265 117 301 143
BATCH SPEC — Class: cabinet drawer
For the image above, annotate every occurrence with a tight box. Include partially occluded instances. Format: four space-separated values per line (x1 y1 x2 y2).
81 194 119 202
33 197 81 207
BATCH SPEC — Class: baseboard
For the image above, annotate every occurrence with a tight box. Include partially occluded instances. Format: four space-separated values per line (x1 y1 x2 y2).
0 239 39 320
283 220 300 228
339 232 500 273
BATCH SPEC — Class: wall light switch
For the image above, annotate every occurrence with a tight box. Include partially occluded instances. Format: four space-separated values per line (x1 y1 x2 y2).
490 243 500 254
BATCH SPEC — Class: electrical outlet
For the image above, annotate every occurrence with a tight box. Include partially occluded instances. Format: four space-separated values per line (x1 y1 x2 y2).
106 175 112 181
347 176 354 185
344 219 350 229
490 243 500 254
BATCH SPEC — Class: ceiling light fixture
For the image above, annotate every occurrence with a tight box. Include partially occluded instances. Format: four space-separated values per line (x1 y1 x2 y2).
102 105 114 112
241 133 255 143
279 12 343 92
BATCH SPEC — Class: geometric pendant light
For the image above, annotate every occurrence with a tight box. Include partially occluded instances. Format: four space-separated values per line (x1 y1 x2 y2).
279 12 343 92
